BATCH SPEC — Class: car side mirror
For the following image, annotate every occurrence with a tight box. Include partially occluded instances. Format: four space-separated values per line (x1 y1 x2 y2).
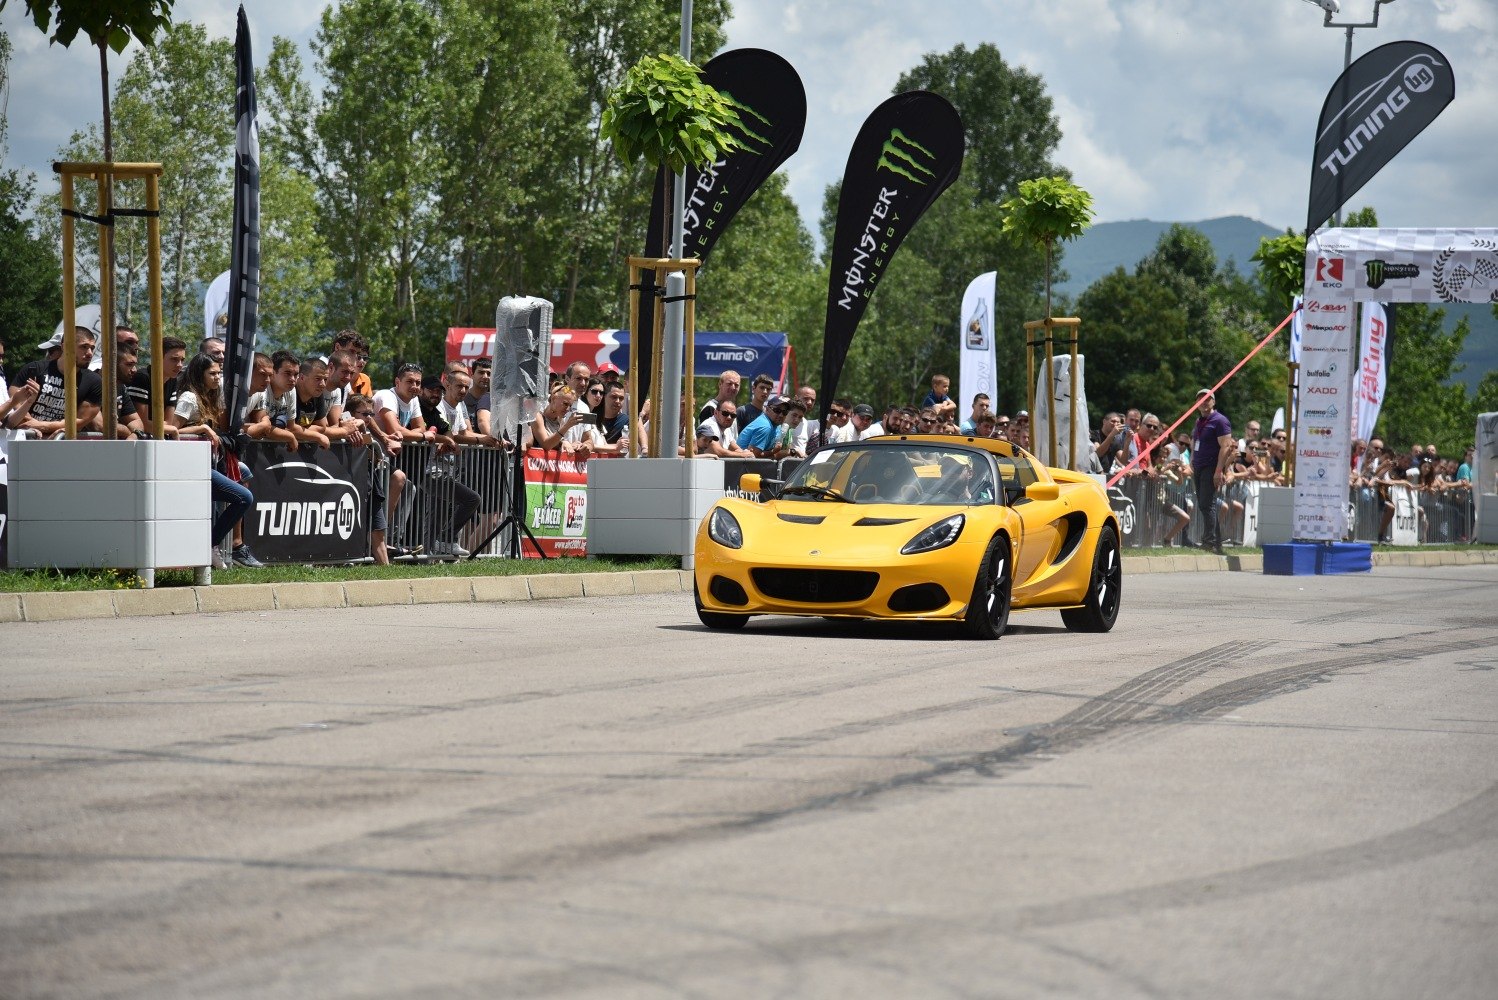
738 473 761 494
1026 481 1061 502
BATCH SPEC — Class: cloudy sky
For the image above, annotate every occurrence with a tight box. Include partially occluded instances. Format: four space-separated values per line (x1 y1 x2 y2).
4 0 1495 238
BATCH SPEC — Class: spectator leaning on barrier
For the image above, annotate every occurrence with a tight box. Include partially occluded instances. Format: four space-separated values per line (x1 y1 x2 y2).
0 339 43 428
698 369 742 423
245 350 302 450
170 353 262 568
738 394 791 458
822 398 856 444
331 330 374 398
1191 389 1233 554
9 325 103 436
738 374 774 431
790 385 818 454
131 335 189 437
464 357 491 417
851 402 878 439
959 393 990 434
530 383 592 454
343 392 403 565
596 382 630 452
113 345 145 438
291 358 335 448
324 350 357 410
778 398 808 457
696 397 749 458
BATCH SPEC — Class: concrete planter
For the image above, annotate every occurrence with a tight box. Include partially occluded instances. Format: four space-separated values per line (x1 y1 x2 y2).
1256 485 1294 545
8 439 212 585
587 458 724 568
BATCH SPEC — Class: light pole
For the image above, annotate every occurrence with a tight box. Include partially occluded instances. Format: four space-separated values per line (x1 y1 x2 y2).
1302 0 1398 224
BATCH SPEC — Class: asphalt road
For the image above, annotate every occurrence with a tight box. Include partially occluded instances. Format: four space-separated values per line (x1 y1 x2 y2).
2 565 1496 999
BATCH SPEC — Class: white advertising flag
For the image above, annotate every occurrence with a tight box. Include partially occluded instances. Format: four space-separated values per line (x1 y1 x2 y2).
1354 302 1388 443
959 272 997 415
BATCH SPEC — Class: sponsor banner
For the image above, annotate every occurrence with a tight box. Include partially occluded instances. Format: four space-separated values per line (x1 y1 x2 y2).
1306 41 1454 234
1388 481 1419 546
820 91 965 424
446 328 789 385
637 49 807 407
959 272 997 416
224 6 260 439
522 449 590 558
243 443 370 563
1355 302 1389 442
1292 286 1357 539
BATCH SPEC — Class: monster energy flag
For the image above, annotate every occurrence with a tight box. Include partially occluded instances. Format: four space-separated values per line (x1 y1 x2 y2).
224 5 261 439
1306 41 1454 235
819 91 964 423
635 49 806 405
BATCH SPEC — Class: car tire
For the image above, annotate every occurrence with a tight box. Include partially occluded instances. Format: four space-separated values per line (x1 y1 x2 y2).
1062 524 1122 633
961 534 1012 640
695 581 748 630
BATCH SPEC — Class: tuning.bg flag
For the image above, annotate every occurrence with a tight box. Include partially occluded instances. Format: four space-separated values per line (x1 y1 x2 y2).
635 49 806 405
224 5 260 439
1306 41 1454 235
819 91 964 423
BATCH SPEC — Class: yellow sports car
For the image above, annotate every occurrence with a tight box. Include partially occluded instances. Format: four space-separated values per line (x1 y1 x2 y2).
693 435 1121 638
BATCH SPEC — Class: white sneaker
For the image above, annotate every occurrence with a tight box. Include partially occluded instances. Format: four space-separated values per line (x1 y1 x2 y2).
448 542 470 558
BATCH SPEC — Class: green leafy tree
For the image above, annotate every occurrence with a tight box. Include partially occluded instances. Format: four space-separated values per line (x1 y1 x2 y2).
0 31 62 361
1000 175 1094 321
1251 231 1306 309
1376 305 1473 454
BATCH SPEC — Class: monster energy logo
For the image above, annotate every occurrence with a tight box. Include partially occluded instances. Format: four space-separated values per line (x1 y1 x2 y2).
876 129 936 185
1364 259 1420 289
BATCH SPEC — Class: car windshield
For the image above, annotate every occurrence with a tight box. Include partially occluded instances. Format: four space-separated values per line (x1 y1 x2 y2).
783 444 997 506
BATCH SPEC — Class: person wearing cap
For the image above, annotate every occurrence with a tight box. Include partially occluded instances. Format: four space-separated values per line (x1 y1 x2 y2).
822 398 857 444
737 393 791 458
8 325 103 436
850 402 879 440
695 398 750 458
1191 389 1234 554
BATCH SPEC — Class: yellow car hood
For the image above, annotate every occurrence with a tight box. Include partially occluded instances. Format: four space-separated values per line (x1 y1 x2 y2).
721 498 980 563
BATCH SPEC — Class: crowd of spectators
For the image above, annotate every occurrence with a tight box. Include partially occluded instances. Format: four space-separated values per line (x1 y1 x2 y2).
4 322 1486 561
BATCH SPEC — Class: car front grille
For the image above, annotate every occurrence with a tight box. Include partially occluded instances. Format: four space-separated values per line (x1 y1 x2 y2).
750 568 879 604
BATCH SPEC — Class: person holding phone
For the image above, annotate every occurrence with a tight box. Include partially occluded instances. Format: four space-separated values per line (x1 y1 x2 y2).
530 384 592 455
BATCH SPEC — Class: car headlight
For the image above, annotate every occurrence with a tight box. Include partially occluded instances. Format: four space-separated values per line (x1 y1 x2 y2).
708 507 744 549
900 513 964 555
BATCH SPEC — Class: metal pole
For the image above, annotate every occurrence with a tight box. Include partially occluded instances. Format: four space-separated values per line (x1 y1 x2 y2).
1332 25 1354 228
1068 324 1079 472
660 271 686 456
626 259 642 457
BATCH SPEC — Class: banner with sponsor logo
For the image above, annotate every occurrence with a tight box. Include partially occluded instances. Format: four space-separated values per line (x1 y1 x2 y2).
1306 41 1454 235
224 6 260 439
819 91 964 425
242 443 370 563
1354 301 1390 443
447 328 789 386
636 49 807 408
959 272 997 418
521 449 589 558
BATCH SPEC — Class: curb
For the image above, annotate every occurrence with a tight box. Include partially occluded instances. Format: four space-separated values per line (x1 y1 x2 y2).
2 552 1493 624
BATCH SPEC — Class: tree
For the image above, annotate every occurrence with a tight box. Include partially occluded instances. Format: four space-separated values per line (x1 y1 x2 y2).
1001 176 1094 322
1376 304 1473 454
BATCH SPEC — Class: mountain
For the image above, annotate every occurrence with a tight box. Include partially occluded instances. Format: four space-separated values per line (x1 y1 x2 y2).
1055 216 1496 392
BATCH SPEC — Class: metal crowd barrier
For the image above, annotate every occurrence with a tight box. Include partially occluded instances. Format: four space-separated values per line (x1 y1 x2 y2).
382 442 510 558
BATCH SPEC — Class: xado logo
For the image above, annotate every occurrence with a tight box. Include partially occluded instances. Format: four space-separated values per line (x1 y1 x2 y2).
877 129 936 185
1316 258 1344 284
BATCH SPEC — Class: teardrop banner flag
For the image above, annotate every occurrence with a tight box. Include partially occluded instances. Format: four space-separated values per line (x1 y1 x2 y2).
635 48 807 405
819 91 964 424
224 4 261 439
1306 40 1454 235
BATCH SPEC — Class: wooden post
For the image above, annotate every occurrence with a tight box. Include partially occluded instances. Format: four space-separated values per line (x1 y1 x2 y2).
626 258 643 457
681 261 700 458
96 169 117 441
1285 361 1299 487
60 173 77 440
649 262 667 458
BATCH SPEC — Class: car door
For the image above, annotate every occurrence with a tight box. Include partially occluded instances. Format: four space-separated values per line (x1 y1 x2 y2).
998 453 1060 588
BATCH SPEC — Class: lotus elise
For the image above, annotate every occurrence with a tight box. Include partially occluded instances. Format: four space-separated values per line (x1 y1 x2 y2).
693 436 1122 638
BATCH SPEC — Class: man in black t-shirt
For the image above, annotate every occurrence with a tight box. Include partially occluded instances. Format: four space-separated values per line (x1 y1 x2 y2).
9 327 103 435
130 336 189 436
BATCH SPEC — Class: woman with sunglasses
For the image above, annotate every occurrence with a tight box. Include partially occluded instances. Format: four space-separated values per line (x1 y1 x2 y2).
170 353 263 568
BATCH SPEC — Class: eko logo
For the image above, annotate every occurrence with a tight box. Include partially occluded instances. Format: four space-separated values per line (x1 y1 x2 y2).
876 129 936 185
1316 258 1345 284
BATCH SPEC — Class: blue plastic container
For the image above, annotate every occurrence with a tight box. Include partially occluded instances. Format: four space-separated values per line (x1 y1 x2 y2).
1263 542 1319 575
1317 542 1373 574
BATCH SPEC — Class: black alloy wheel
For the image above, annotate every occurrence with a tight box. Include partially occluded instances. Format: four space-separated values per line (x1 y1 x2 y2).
1061 524 1122 633
962 534 1012 640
